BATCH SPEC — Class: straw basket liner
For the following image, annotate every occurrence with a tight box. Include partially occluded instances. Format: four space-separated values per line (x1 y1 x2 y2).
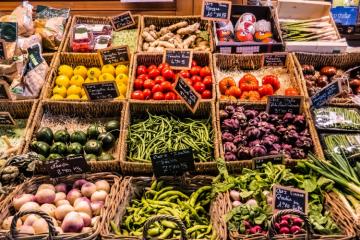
212 53 304 102
216 101 324 173
23 100 125 173
100 176 224 240
139 15 214 52
129 52 216 102
0 172 122 240
119 100 219 175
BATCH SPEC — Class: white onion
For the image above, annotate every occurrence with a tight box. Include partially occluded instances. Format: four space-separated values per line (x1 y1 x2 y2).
13 194 35 211
78 212 91 227
66 189 82 205
35 189 56 204
55 199 70 207
91 190 107 202
90 201 104 216
2 216 22 230
18 225 35 234
23 214 40 226
54 204 74 221
40 204 56 218
74 201 92 217
54 192 66 203
95 180 110 193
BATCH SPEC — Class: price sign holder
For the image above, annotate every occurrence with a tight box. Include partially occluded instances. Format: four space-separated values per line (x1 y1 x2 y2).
163 49 193 70
174 76 201 113
201 0 232 21
252 154 285 170
266 95 303 115
83 81 119 100
42 155 90 178
110 11 136 31
262 53 287 67
97 45 130 66
310 79 342 108
0 80 11 100
273 185 308 214
0 112 16 126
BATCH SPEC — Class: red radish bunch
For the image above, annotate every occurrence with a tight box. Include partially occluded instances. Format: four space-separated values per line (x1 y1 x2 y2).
275 215 305 235
243 220 267 235
131 60 212 100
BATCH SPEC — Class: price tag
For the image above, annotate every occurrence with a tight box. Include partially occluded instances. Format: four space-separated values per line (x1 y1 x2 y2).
263 53 287 67
151 149 195 178
273 185 308 214
266 95 303 115
174 76 201 113
43 155 90 178
201 0 232 21
164 49 193 70
0 112 16 126
111 11 136 31
0 80 11 100
311 79 342 108
0 22 17 42
0 40 7 61
252 154 285 170
83 81 119 100
27 44 44 70
97 45 130 66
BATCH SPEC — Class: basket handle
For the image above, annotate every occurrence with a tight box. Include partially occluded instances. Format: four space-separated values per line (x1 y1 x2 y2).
142 215 187 240
7 210 58 240
268 209 313 240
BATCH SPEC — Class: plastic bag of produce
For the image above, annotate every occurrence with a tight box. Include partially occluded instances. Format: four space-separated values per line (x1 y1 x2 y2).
10 1 34 37
35 5 70 19
0 56 26 88
216 21 234 41
17 34 42 54
35 17 65 50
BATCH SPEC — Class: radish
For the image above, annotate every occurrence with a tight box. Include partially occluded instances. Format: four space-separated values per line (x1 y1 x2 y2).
243 220 251 229
279 220 288 228
279 227 290 234
290 225 301 234
249 225 262 234
281 215 291 222
275 222 280 230
292 217 303 227
230 190 240 201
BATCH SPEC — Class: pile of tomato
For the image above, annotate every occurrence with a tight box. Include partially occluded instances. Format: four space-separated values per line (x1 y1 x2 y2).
131 61 213 100
219 73 299 101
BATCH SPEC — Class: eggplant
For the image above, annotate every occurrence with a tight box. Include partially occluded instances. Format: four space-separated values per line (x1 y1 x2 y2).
302 65 315 75
244 109 258 119
237 146 251 159
250 145 267 158
223 142 237 153
283 113 295 124
222 132 234 142
225 105 235 114
219 110 229 120
291 148 306 159
225 152 237 161
245 126 261 140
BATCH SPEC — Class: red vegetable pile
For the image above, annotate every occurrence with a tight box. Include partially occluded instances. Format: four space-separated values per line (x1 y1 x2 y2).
219 105 313 161
275 214 305 235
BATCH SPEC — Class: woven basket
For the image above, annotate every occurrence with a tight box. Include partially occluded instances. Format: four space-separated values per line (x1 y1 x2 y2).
213 53 304 103
62 15 140 53
216 101 324 173
293 52 360 106
23 100 125 173
129 52 216 102
100 175 223 240
119 100 219 175
139 15 214 52
0 172 122 240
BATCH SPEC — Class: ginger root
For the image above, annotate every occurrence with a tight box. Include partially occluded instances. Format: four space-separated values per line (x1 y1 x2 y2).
182 35 196 49
177 23 200 35
142 31 156 42
159 32 174 41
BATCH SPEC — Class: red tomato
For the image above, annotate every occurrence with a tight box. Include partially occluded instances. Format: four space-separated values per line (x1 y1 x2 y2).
131 90 144 100
201 90 212 99
202 76 212 89
137 74 149 81
161 81 173 92
158 63 170 72
152 84 163 93
153 92 165 100
143 89 152 100
133 78 144 90
154 76 165 84
225 86 241 98
191 75 202 85
190 66 201 76
191 60 197 67
184 78 192 86
285 87 299 96
143 79 155 90
137 65 147 76
147 65 157 73
239 74 259 91
200 66 211 77
148 68 160 79
179 70 190 78
258 84 274 97
193 82 206 93
262 75 280 91
164 92 177 100
162 68 175 80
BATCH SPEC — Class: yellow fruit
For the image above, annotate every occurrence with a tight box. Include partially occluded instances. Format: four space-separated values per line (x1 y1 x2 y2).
55 75 70 88
115 73 128 85
116 83 127 96
66 94 81 100
70 75 84 86
81 95 88 100
53 85 67 98
116 65 129 75
81 88 86 97
66 85 82 96
87 67 101 78
101 64 115 76
84 77 98 83
58 65 73 79
99 73 115 82
51 94 64 100
73 66 88 79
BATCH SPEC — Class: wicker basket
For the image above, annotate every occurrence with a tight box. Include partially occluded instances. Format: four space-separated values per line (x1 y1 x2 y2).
0 172 122 240
129 52 216 102
213 53 304 103
100 175 224 240
293 52 360 106
139 15 214 53
119 100 219 175
23 100 125 173
216 101 324 173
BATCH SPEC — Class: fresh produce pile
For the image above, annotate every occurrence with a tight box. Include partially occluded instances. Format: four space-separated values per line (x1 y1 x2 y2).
314 107 360 131
51 64 129 100
111 180 215 239
30 120 120 162
1 179 111 234
131 60 212 100
0 119 27 159
219 104 313 161
323 134 360 159
112 29 138 54
127 112 213 162
141 21 210 52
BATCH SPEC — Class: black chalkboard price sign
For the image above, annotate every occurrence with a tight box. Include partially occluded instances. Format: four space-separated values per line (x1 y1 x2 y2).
263 53 287 67
0 112 16 126
174 77 201 113
83 81 119 100
151 149 195 178
252 154 284 170
273 185 308 214
0 80 10 100
164 49 193 70
311 79 342 108
97 45 130 66
201 0 232 21
111 11 136 31
43 155 90 178
0 40 6 60
266 95 303 115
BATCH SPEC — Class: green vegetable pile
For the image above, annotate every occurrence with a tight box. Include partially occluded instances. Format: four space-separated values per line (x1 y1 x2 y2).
112 29 138 54
127 112 214 162
111 180 215 239
314 107 360 130
323 134 360 159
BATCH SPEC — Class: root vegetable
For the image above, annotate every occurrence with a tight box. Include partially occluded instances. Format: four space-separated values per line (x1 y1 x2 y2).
55 192 66 203
91 190 108 202
230 190 240 201
74 197 90 207
55 226 63 234
279 226 290 234
61 212 84 233
177 23 200 35
38 184 55 192
142 31 156 42
81 182 97 198
159 32 174 41
81 227 92 233
73 179 88 189
19 202 40 220
2 216 22 230
55 183 67 193
18 225 35 234
182 35 196 49
74 200 92 217
55 204 74 221
56 199 70 207
290 225 301 234
245 199 258 207
40 204 56 218
33 218 49 234
95 180 110 193
90 201 104 216
23 214 40 226
13 194 35 210
157 41 175 48
232 201 242 207
36 189 56 204
67 189 82 205
79 212 91 227
91 216 99 227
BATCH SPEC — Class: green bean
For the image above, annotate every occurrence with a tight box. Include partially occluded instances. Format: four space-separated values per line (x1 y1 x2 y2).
158 228 172 239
